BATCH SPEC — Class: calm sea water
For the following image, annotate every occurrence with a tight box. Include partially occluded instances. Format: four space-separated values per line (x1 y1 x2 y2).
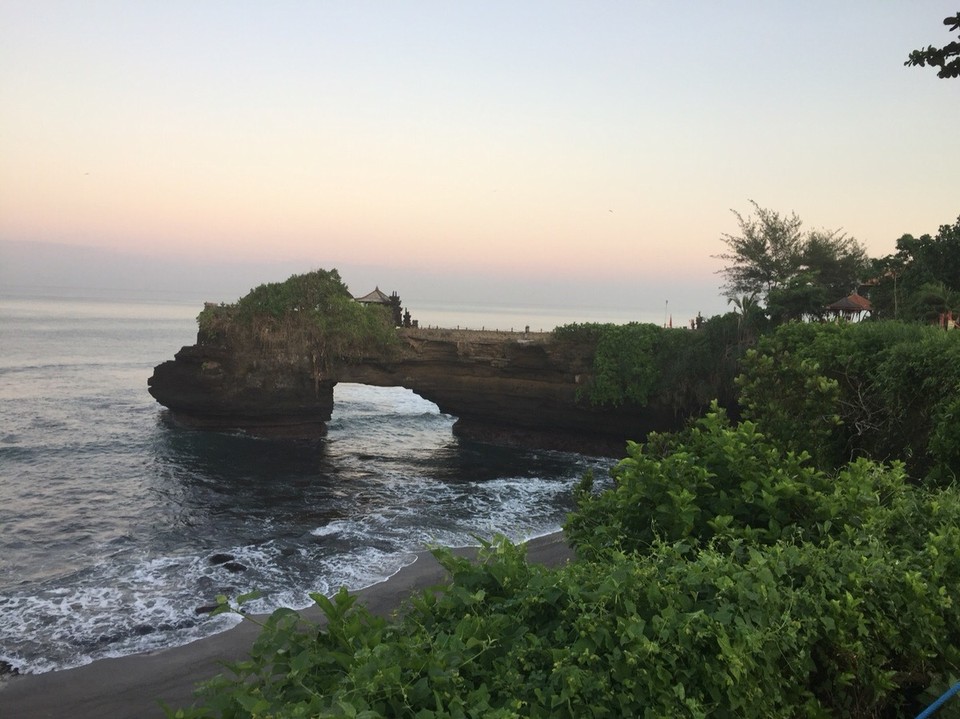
0 295 612 675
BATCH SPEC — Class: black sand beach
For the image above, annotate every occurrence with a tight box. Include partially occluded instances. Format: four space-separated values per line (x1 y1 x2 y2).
2 533 574 719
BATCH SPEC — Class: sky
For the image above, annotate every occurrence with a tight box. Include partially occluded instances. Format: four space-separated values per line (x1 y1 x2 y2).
1 1 958 326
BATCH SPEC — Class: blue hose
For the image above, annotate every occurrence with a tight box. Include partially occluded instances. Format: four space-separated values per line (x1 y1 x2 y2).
916 682 960 719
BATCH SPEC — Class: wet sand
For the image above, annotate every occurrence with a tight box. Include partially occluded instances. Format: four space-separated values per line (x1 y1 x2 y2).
1 532 574 719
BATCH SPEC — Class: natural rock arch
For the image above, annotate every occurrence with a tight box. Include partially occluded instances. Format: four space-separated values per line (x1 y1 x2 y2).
148 327 681 456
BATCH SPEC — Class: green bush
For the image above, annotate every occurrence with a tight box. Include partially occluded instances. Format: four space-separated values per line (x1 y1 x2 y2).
552 315 742 414
738 320 960 482
561 405 960 715
735 345 842 468
652 312 741 413
552 322 663 406
171 523 960 719
195 269 398 370
564 405 922 558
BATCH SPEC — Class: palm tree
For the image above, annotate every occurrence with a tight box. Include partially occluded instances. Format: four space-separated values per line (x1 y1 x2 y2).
728 293 763 344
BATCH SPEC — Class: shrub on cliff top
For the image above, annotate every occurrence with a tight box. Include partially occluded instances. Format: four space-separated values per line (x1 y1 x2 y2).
233 269 352 320
196 269 397 367
552 315 742 414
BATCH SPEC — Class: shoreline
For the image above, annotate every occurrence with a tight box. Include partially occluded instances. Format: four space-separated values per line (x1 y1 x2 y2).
1 532 574 719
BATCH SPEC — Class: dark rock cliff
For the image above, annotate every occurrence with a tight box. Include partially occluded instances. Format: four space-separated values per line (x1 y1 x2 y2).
148 328 684 456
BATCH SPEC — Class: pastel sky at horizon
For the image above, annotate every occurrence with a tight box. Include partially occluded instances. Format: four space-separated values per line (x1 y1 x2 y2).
1 1 958 321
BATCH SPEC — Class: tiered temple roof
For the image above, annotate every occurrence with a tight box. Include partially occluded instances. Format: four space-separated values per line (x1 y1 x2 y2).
354 287 392 304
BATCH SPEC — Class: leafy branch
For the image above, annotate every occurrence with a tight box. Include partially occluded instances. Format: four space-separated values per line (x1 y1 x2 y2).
905 12 960 79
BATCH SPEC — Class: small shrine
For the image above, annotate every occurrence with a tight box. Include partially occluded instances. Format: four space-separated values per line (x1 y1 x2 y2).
354 287 392 305
826 292 873 321
354 287 410 327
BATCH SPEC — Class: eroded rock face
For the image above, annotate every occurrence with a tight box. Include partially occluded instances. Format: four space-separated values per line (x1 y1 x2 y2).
148 328 682 455
148 344 334 437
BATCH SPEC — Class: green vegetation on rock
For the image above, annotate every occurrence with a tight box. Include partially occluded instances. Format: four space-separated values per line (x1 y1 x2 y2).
196 269 398 371
553 322 663 406
552 315 741 413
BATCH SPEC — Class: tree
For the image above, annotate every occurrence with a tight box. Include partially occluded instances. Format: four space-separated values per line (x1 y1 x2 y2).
912 281 960 323
765 273 830 324
728 293 765 344
715 202 868 323
905 12 960 79
715 201 804 301
802 228 869 301
902 217 960 291
867 216 960 320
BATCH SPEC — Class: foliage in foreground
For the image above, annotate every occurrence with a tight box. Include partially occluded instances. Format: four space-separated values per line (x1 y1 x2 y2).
736 320 960 483
565 406 911 557
170 535 960 719
170 408 960 719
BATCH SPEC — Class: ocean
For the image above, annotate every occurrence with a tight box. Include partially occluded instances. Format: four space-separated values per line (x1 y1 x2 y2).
0 294 614 675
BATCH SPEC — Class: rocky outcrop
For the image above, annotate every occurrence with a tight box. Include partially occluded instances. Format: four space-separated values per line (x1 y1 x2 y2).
147 343 334 437
148 328 683 455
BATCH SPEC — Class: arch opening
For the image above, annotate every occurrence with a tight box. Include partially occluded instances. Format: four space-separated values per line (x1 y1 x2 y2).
328 383 455 453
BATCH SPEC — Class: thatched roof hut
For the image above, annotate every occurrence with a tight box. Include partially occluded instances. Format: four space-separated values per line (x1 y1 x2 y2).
826 292 872 320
